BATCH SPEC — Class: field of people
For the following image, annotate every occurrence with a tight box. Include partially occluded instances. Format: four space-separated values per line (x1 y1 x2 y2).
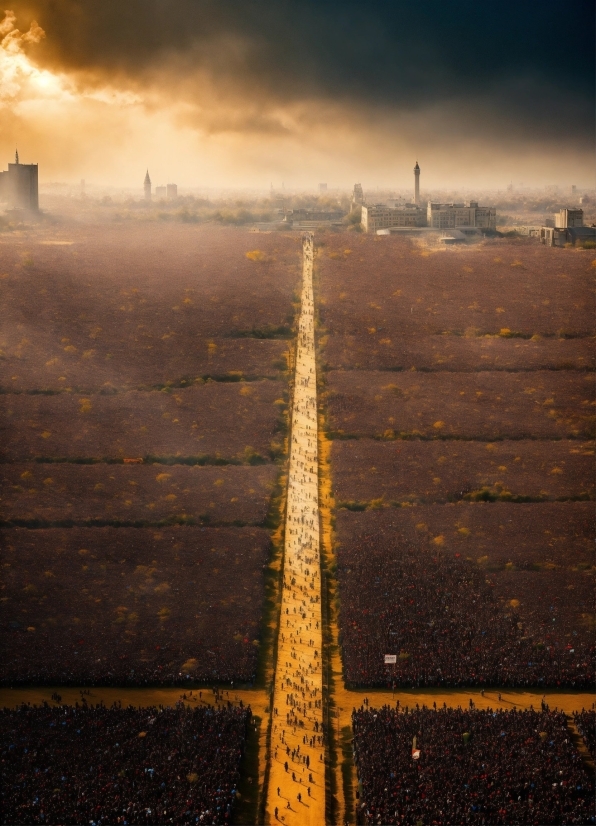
318 234 595 700
326 369 594 439
0 703 251 825
0 222 300 696
0 463 277 526
318 234 594 337
0 381 285 462
335 503 593 567
0 223 301 391
323 333 594 372
335 509 593 688
2 526 271 685
1 223 594 823
332 439 594 503
574 709 596 758
352 706 594 825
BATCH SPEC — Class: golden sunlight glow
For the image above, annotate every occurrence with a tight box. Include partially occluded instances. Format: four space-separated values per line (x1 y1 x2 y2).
0 8 591 189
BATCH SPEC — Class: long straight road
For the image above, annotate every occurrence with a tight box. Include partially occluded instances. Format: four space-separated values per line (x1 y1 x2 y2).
265 234 325 825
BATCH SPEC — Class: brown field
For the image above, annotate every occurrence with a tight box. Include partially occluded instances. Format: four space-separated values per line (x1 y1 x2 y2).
0 223 301 390
334 510 593 688
1 526 271 684
322 333 594 372
0 224 290 708
0 463 278 525
335 504 593 572
2 337 288 393
0 380 284 461
326 370 594 439
322 235 595 700
331 439 594 503
317 234 595 337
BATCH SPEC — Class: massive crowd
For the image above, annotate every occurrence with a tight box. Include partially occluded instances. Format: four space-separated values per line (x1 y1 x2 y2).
337 541 594 688
353 705 594 825
1 703 251 825
2 528 268 687
573 709 596 759
3 626 260 688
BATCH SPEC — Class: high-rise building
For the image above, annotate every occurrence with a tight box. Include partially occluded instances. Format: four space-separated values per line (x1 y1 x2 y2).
414 161 420 205
352 183 364 207
166 183 178 200
155 185 167 199
144 170 152 202
0 150 39 210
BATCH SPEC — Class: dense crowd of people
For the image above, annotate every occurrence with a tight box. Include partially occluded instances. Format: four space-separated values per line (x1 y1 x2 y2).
3 627 260 688
1 703 251 825
573 709 596 759
352 705 594 825
2 528 268 687
337 541 594 688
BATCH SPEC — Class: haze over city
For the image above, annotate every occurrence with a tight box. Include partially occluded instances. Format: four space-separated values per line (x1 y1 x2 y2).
1 1 594 190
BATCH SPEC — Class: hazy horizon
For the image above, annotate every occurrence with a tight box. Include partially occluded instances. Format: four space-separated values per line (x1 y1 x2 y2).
1 1 594 191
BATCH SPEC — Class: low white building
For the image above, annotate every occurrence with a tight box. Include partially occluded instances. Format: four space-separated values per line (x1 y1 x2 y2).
427 200 496 230
361 203 426 233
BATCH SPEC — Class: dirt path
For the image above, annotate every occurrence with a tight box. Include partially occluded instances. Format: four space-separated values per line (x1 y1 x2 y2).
264 234 325 826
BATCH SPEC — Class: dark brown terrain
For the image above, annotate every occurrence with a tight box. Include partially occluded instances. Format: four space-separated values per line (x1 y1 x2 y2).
331 439 594 503
2 526 270 684
318 234 595 690
0 462 277 525
1 222 299 686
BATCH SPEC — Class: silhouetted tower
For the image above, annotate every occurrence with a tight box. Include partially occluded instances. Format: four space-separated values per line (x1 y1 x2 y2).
352 183 364 208
0 149 38 210
414 161 420 205
144 169 152 202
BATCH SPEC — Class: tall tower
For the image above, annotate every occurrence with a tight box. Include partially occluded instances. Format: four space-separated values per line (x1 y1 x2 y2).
414 161 420 206
144 169 152 202
0 151 38 210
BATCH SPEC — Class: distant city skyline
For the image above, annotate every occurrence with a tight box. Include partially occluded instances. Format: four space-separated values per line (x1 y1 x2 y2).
1 2 592 189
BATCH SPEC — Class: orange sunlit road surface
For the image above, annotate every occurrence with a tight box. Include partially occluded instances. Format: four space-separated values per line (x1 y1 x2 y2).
265 235 325 825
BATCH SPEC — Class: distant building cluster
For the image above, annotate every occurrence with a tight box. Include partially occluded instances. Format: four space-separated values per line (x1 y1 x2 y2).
540 209 596 247
359 163 496 234
143 171 177 202
0 151 38 211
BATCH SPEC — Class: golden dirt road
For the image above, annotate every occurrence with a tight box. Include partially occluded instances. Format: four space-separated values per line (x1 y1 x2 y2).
265 234 325 826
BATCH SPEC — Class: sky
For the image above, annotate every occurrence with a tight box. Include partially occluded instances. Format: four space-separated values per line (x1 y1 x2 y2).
1 1 594 191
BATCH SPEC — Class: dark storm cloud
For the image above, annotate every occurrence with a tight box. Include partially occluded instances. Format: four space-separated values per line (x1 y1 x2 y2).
10 0 595 145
